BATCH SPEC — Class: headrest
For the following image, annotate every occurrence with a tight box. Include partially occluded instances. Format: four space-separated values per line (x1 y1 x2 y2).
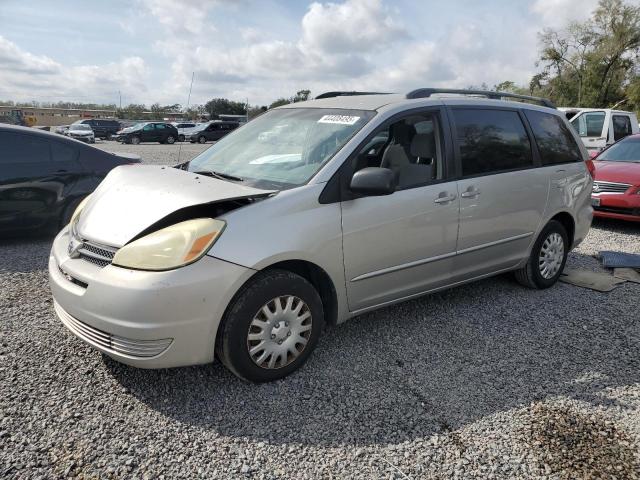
391 122 416 145
410 133 435 158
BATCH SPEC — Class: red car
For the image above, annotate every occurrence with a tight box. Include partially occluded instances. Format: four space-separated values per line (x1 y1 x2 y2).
590 133 640 222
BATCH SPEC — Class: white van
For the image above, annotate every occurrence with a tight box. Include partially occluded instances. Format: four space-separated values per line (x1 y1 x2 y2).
559 107 639 152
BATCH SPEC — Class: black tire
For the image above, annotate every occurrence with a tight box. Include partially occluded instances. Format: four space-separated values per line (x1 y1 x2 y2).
106 133 112 140
216 269 324 382
198 135 206 144
130 136 141 145
515 220 569 289
178 135 185 142
166 135 176 144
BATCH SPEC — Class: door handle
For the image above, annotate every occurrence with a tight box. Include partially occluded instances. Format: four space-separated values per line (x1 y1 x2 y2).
434 193 456 204
460 187 480 198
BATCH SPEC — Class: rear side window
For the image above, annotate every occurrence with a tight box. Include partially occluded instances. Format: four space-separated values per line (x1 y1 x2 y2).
524 110 583 165
0 132 50 163
613 115 632 141
453 109 533 176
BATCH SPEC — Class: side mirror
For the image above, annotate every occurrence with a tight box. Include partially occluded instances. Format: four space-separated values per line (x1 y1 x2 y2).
350 167 396 196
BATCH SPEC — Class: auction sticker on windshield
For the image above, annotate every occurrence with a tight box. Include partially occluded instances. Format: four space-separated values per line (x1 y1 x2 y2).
318 115 360 125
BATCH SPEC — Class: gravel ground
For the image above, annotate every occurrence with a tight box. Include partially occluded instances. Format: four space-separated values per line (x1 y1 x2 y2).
1 145 639 479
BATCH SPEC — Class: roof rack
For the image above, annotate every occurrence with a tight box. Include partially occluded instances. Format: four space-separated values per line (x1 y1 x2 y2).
406 88 556 109
315 91 390 100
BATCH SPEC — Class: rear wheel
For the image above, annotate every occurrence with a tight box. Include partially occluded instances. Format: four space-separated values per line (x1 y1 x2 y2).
216 269 323 382
178 134 185 142
198 135 207 144
166 135 176 144
515 220 568 289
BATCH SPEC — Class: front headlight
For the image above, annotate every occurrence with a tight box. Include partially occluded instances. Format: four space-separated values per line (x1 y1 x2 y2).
69 195 91 226
112 218 225 271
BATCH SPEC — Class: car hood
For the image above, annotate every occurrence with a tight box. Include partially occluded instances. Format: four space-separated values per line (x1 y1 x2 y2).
593 160 640 185
77 164 275 247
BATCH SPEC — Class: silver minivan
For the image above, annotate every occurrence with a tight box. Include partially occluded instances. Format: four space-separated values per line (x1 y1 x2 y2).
49 89 593 382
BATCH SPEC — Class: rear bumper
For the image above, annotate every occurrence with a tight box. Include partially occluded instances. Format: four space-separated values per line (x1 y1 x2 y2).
49 228 255 368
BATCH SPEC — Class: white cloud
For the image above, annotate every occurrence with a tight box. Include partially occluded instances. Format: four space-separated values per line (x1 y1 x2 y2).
530 0 599 28
0 36 149 103
0 0 591 107
139 0 219 35
301 0 407 54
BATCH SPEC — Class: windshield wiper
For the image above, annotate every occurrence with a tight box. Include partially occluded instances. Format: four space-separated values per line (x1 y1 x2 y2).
193 170 244 182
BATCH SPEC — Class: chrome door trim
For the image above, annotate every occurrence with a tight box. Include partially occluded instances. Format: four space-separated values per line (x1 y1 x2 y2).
351 251 457 282
350 232 533 283
456 232 533 255
349 264 520 316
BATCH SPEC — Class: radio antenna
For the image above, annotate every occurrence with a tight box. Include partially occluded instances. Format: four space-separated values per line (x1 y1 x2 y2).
177 71 195 165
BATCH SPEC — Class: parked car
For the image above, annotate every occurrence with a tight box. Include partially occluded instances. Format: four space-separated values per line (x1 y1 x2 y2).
65 123 95 143
54 125 69 135
115 122 179 145
0 124 140 235
187 121 239 143
74 119 121 140
171 122 197 142
590 133 640 222
49 89 592 382
560 107 639 153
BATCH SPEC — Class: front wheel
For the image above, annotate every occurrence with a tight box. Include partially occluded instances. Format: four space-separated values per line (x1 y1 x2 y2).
216 270 323 382
130 136 141 145
166 135 176 144
515 220 568 289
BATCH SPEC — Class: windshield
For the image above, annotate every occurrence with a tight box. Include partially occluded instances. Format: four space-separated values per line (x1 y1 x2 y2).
597 137 640 162
72 124 92 131
186 108 375 189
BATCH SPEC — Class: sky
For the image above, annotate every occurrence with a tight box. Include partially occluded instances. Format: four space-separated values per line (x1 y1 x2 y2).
0 0 599 108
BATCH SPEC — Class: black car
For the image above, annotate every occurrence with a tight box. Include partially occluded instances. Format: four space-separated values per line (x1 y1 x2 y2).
0 124 140 235
75 119 121 140
188 121 239 143
117 122 179 145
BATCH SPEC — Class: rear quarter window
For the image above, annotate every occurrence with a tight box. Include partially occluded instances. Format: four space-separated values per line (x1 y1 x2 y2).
524 110 583 165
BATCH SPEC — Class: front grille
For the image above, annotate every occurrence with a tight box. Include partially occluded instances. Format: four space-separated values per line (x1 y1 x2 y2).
78 240 117 268
54 300 173 358
593 181 632 194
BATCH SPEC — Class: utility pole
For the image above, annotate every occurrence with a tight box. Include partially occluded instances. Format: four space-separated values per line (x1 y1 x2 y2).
118 90 122 109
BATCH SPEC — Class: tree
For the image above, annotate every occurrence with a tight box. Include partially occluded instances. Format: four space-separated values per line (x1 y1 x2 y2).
204 98 247 118
268 98 290 109
268 89 312 109
533 0 640 108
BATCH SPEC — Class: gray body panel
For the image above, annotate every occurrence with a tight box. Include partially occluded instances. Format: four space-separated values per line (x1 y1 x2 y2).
341 182 459 311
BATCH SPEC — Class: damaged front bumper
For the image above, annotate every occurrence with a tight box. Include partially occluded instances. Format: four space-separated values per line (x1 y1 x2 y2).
49 227 255 368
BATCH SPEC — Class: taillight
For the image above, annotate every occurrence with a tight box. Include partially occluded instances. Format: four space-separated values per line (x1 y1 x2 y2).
585 159 596 179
